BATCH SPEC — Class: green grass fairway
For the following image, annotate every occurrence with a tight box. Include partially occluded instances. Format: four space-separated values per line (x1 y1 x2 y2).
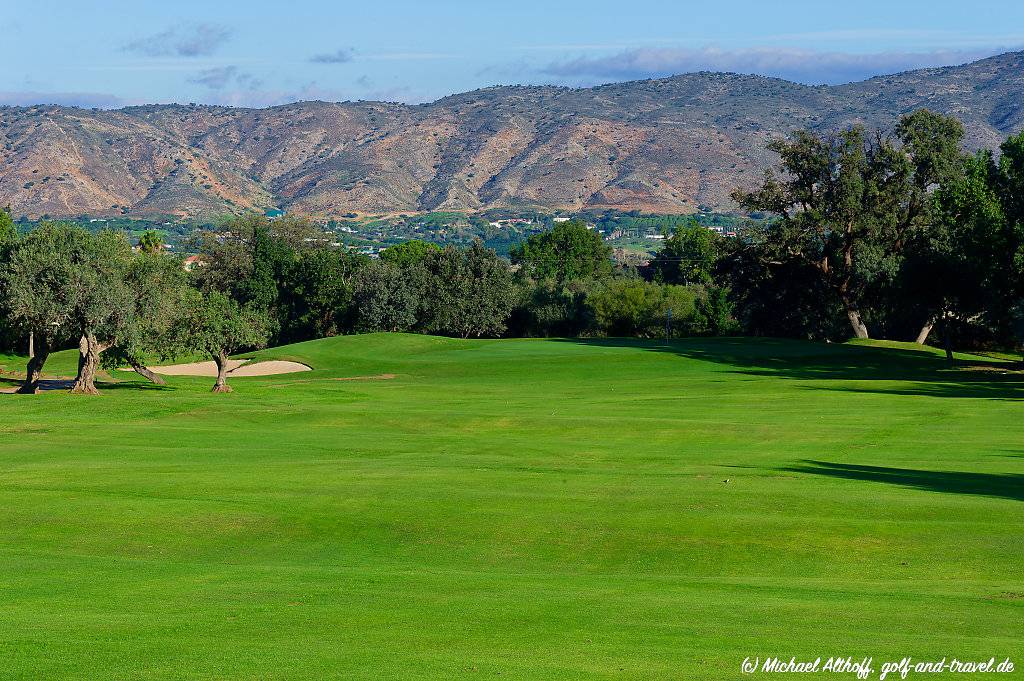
1 335 1022 679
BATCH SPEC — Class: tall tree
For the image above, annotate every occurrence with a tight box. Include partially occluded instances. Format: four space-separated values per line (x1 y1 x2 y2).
510 219 612 284
734 110 965 340
352 260 418 333
421 242 516 338
734 127 876 338
896 152 1006 362
191 213 322 343
278 248 364 342
650 222 720 286
0 207 19 353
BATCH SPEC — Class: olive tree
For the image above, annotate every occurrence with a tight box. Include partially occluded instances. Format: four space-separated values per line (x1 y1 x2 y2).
0 223 87 393
66 230 134 394
183 290 272 393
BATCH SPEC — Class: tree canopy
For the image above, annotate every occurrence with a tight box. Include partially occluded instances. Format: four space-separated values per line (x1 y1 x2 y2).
510 219 612 283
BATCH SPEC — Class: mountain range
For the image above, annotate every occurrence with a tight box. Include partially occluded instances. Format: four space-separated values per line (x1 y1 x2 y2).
2 51 1023 220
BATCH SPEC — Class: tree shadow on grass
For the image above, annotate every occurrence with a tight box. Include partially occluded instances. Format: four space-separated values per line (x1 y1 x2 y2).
782 460 1024 503
555 337 1024 400
0 376 171 393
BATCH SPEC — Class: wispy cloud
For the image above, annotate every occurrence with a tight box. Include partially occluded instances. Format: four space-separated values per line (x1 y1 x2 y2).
362 51 456 61
0 90 126 108
763 28 1024 48
541 46 1006 86
188 66 262 91
309 48 355 64
123 23 232 58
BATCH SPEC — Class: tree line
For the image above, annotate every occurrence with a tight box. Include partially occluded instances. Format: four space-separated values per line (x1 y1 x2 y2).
1 108 1022 394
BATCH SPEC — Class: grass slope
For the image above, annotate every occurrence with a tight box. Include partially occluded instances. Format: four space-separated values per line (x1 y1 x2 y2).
1 335 1022 679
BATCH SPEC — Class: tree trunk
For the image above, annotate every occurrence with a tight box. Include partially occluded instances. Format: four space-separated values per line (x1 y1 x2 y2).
18 334 49 394
941 314 955 367
844 304 870 339
70 334 106 395
130 361 166 385
212 351 233 393
838 274 869 339
915 320 935 345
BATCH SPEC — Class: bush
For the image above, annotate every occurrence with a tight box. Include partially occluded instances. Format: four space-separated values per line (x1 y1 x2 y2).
586 279 697 338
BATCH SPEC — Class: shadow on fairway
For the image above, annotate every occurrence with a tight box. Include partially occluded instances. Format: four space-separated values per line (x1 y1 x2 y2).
555 337 1024 400
0 376 171 393
782 460 1024 503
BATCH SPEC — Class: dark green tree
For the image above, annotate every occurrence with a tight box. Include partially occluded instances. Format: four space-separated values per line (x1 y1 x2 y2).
510 219 612 284
380 239 441 268
421 242 516 338
352 260 418 333
137 230 164 255
0 206 19 353
650 222 720 286
191 213 323 343
734 110 965 340
278 249 364 342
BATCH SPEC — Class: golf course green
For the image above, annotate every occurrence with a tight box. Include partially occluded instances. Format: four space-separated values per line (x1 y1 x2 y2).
1 334 1021 679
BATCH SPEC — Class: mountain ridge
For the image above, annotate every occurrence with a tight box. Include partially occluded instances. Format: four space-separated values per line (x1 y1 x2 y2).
2 51 1022 219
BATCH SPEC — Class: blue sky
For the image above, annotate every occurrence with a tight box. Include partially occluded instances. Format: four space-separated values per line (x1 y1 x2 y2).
3 0 1023 108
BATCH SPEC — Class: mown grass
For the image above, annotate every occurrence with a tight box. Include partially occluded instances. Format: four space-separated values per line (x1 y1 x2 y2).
1 334 1022 679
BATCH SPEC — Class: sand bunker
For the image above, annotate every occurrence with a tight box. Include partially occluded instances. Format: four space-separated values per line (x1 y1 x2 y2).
143 359 312 377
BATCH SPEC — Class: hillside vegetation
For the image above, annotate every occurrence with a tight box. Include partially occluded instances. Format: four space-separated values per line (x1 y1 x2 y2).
1 335 1021 678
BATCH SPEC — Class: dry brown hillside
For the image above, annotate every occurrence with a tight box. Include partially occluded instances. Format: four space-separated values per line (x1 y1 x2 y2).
2 51 1023 219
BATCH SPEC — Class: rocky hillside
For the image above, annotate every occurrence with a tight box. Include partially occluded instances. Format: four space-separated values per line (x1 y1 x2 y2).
2 51 1023 219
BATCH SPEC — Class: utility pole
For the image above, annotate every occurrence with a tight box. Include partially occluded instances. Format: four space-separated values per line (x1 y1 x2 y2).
666 308 672 340
28 331 33 359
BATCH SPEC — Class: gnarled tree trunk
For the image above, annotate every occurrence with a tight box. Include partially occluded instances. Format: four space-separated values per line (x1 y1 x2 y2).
838 267 869 339
70 333 109 395
18 334 49 394
212 351 232 393
130 361 166 385
915 320 935 345
843 299 870 339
